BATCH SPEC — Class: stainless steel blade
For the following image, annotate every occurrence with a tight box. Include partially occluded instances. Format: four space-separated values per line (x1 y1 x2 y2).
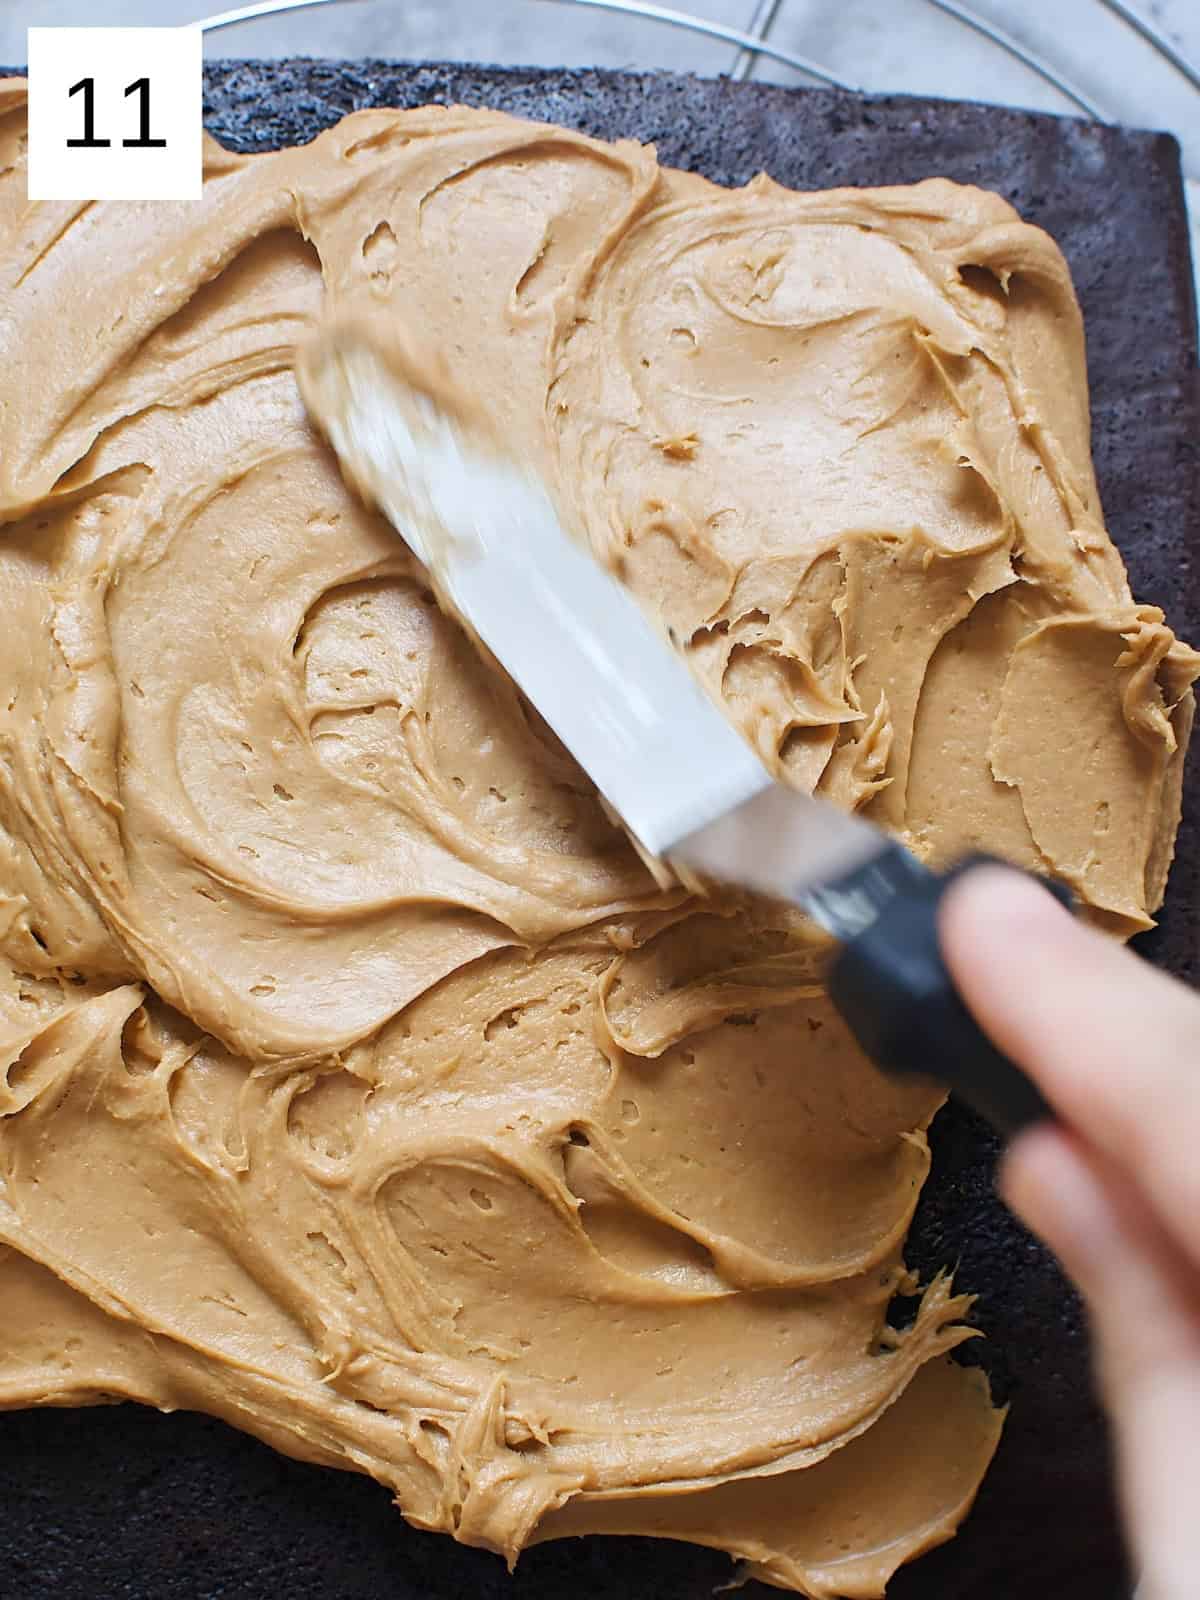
674 783 890 925
298 327 891 895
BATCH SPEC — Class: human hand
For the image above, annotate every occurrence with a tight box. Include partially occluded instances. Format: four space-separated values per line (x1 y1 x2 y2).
941 868 1200 1600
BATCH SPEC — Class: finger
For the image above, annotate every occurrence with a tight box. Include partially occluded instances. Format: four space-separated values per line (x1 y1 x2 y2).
1003 1126 1200 1598
942 865 1200 1272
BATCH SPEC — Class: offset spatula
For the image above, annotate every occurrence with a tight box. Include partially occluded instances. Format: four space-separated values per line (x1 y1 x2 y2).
298 325 1062 1137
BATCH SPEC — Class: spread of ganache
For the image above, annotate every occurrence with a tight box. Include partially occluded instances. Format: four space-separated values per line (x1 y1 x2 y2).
0 79 1195 1596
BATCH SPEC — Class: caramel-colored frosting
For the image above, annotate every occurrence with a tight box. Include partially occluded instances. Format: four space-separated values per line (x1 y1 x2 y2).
0 78 1195 1594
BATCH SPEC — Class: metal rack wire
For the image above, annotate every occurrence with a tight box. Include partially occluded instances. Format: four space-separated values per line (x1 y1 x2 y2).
198 0 1198 310
198 0 1199 131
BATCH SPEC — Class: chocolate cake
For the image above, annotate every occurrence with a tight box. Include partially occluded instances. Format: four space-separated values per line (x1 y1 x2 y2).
0 58 1195 1600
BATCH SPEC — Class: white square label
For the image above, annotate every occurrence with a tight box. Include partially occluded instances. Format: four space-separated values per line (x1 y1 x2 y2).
27 27 203 202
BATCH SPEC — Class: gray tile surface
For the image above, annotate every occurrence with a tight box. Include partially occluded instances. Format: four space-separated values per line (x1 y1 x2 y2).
2 1 1197 116
6 0 753 76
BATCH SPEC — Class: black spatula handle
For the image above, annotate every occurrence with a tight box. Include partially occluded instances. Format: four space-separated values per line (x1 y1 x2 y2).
826 849 1072 1137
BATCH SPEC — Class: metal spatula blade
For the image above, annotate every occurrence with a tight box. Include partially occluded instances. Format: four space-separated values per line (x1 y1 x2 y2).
297 324 1059 1135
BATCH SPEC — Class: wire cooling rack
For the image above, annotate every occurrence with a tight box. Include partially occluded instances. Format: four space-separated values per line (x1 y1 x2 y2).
198 0 1198 122
197 0 1200 302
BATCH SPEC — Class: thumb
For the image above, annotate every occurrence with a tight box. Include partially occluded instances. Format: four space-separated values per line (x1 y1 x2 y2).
941 865 1200 1273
